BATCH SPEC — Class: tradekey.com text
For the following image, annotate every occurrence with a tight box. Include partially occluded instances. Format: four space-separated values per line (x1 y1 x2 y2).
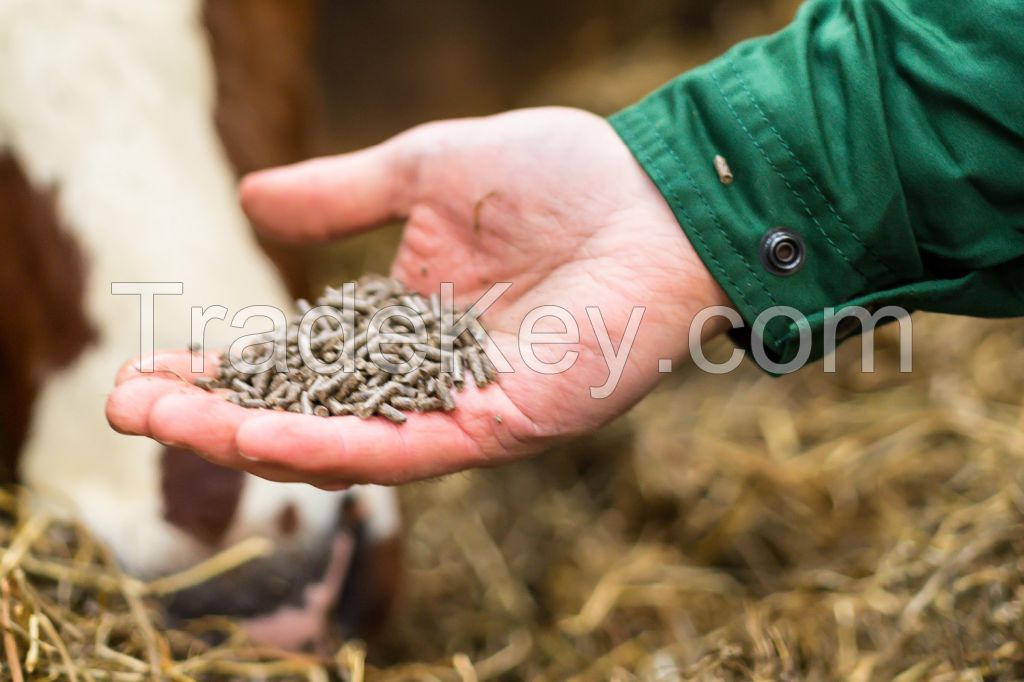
112 281 914 399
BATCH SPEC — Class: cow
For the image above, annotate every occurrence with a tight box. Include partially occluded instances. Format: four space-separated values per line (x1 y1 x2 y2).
0 0 399 648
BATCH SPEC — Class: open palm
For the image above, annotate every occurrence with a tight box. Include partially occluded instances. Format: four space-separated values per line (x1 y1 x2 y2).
106 107 727 487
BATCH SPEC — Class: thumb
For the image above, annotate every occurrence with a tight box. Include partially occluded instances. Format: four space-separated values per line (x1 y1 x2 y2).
239 138 417 244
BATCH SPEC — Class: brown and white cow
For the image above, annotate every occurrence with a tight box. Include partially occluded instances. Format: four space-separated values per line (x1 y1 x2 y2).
0 0 399 647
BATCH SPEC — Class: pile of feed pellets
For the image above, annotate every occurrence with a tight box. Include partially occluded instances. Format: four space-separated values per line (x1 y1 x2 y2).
197 276 498 423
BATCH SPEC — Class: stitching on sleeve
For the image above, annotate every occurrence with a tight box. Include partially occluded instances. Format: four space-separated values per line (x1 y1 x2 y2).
636 107 779 308
709 69 871 287
727 59 898 281
630 119 761 311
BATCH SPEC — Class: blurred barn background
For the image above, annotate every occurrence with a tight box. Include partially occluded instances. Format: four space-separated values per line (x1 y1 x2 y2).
3 0 1023 679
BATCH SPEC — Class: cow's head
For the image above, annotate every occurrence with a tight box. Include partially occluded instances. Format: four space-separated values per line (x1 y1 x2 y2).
0 0 400 647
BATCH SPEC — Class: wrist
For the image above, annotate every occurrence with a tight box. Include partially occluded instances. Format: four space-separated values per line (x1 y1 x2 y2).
677 234 738 341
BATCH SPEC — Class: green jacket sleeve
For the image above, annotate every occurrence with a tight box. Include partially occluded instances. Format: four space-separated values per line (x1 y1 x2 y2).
610 0 1024 367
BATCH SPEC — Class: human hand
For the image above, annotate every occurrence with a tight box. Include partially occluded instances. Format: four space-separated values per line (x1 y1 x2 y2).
106 107 731 487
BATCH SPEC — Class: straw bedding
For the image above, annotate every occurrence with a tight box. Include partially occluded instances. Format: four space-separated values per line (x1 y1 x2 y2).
2 314 1023 680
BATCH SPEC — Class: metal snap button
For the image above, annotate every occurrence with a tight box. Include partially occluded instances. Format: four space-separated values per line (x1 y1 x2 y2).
760 228 805 276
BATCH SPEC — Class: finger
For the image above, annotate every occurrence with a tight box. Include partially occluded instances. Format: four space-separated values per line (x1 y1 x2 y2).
239 140 415 244
115 374 355 488
113 383 336 485
234 411 484 485
106 377 202 436
146 391 262 468
241 461 344 487
115 350 221 386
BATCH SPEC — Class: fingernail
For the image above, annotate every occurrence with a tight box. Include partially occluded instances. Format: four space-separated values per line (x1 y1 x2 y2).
238 448 262 462
316 483 351 492
236 417 279 462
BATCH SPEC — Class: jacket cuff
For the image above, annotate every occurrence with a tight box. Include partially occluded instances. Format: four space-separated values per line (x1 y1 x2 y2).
609 51 903 368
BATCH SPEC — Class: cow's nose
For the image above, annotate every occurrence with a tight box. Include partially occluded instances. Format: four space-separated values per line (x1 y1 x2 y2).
161 491 401 649
164 527 356 650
